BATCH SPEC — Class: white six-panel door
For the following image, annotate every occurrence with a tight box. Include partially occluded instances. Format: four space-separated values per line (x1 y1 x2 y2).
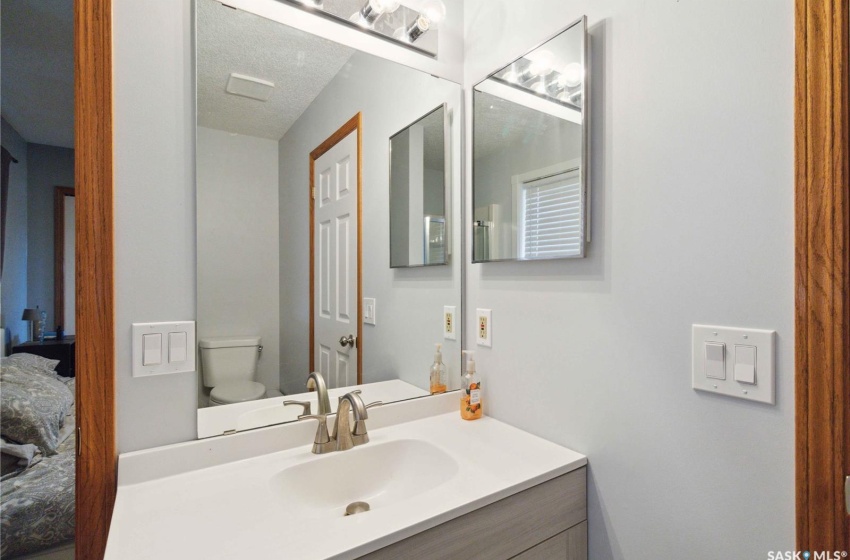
313 130 358 389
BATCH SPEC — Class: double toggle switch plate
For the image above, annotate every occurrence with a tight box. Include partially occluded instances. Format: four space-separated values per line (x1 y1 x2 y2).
692 324 775 405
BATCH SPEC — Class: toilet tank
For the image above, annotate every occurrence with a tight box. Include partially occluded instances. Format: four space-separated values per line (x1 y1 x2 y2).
199 336 261 388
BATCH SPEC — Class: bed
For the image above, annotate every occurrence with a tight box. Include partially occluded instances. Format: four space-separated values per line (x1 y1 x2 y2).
0 353 76 559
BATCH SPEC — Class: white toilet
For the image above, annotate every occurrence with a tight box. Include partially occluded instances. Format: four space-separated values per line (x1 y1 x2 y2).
199 336 266 406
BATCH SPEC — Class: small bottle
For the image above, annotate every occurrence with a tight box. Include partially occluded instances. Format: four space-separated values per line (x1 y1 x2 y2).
430 343 447 394
461 351 482 420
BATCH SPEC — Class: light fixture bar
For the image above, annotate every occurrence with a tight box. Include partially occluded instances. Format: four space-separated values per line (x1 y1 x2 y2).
275 0 440 58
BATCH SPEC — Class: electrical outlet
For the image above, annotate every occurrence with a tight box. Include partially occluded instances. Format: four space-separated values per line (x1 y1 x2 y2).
476 308 492 347
443 306 457 340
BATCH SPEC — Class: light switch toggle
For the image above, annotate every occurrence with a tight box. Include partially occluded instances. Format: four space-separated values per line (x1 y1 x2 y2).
734 345 756 384
143 333 162 366
169 332 187 363
704 341 726 379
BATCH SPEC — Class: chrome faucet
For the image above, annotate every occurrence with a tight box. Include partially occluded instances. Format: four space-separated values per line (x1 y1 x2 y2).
297 390 382 454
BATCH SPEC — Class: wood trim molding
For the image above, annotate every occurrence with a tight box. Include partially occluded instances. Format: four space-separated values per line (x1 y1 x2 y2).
795 0 850 549
75 0 116 558
308 113 364 384
54 186 75 330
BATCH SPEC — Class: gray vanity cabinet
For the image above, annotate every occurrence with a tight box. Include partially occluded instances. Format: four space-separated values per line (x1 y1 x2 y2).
358 467 587 560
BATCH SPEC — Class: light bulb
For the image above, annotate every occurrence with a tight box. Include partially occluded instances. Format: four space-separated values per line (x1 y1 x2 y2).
533 79 547 95
561 63 583 88
527 49 555 77
420 0 447 26
356 0 400 27
370 0 401 13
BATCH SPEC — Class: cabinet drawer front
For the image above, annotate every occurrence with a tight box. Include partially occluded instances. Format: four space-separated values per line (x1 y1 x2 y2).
511 521 588 560
358 467 586 560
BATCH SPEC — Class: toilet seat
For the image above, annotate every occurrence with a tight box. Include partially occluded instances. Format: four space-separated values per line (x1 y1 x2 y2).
209 381 266 405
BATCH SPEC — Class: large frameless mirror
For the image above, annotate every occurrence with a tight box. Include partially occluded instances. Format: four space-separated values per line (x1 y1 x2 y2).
195 0 463 438
472 16 589 262
389 104 449 268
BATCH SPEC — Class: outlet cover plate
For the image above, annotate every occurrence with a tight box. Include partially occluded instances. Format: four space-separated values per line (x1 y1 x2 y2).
476 308 492 347
443 306 457 340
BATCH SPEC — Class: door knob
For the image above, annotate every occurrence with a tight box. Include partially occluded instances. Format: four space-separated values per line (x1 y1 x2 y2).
339 335 356 348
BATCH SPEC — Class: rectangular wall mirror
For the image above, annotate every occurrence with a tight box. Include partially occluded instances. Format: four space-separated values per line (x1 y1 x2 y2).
472 16 589 262
195 0 463 438
389 104 449 268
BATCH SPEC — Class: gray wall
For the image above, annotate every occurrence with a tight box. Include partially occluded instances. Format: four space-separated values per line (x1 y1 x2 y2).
196 126 280 403
278 51 463 396
464 1 794 558
26 143 74 330
1 118 29 347
114 0 197 452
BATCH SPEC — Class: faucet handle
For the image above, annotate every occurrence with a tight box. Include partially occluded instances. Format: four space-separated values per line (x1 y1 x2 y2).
297 414 331 446
283 400 312 416
352 402 382 439
338 389 362 403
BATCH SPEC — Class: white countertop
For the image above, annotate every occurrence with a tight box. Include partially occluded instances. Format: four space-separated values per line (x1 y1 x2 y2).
106 395 586 560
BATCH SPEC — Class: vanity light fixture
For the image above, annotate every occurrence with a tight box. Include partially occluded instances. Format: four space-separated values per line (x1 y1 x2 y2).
354 0 401 27
278 0 440 57
395 0 446 43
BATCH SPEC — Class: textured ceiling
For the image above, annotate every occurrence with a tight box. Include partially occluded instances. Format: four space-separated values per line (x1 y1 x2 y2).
197 0 355 140
473 91 571 160
418 107 446 170
1 0 75 148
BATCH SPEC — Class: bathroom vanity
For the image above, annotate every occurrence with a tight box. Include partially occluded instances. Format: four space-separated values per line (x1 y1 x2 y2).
105 394 587 560
358 469 587 559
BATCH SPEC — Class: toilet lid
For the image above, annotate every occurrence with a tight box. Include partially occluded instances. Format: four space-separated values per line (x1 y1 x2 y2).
210 381 266 404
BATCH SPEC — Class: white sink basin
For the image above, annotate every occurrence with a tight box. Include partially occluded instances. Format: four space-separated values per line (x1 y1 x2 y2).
269 439 459 519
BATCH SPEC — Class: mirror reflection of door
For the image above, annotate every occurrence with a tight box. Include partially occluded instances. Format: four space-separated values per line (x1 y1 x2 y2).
310 118 362 389
54 187 75 334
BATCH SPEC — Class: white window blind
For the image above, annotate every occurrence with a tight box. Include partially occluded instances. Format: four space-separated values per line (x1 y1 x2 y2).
519 170 582 259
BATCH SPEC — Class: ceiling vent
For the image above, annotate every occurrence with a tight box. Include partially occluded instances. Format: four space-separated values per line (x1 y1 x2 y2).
225 73 275 101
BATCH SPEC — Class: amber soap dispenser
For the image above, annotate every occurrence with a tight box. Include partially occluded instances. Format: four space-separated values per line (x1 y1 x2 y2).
430 343 447 394
461 351 482 420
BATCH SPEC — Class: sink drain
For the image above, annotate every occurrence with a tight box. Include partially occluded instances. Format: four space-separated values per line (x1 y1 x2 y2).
344 501 371 516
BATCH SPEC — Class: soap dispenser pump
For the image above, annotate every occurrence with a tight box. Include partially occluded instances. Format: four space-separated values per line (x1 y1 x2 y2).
430 343 447 394
461 351 482 420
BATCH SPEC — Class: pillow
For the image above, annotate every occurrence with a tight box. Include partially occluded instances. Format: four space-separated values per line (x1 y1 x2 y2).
1 353 60 378
0 363 73 455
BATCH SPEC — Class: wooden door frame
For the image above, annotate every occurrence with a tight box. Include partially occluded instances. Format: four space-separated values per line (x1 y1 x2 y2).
308 113 364 385
795 0 850 550
53 186 75 329
76 0 116 559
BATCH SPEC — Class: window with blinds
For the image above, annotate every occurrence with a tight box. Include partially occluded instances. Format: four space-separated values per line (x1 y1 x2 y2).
518 169 582 259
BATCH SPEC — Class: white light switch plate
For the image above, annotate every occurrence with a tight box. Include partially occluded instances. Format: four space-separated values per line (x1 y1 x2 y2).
363 298 376 326
476 309 492 347
132 321 196 377
692 324 775 404
443 306 457 340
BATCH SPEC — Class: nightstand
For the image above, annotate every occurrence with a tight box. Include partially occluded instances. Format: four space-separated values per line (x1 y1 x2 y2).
12 336 76 377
